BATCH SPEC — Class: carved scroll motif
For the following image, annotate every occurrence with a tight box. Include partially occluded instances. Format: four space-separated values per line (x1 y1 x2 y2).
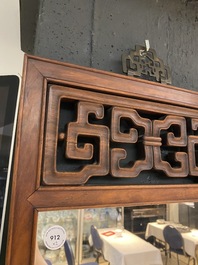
153 116 188 177
188 118 198 175
111 107 153 178
66 102 109 177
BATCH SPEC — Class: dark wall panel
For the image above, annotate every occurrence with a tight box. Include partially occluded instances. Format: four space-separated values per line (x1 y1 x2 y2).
20 0 198 90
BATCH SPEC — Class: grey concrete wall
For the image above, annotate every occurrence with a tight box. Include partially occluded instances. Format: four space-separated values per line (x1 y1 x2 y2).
21 0 198 90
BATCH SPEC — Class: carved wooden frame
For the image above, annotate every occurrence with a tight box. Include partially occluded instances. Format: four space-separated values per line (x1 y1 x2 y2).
6 54 198 265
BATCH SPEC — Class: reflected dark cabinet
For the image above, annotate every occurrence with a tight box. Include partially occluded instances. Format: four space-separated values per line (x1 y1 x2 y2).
124 205 166 238
179 203 198 228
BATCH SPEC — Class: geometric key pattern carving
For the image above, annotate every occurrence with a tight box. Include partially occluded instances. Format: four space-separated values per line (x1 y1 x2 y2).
42 85 198 185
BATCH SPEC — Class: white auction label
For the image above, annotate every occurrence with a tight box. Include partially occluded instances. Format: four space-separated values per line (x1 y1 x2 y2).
43 225 66 250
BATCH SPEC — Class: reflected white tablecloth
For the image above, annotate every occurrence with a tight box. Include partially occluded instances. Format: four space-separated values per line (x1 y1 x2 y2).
99 228 163 265
145 222 198 261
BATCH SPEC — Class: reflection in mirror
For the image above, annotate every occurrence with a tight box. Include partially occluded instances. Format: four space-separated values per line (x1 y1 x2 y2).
36 203 198 265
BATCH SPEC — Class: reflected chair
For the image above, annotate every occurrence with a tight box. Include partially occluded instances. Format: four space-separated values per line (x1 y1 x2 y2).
45 259 52 265
163 225 195 265
90 225 110 264
146 235 167 256
64 239 98 265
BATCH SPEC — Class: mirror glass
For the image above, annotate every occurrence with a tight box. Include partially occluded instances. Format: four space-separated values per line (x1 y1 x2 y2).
35 202 198 265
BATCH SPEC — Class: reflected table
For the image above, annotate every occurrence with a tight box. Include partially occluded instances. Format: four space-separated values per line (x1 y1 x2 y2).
99 228 163 265
145 222 198 263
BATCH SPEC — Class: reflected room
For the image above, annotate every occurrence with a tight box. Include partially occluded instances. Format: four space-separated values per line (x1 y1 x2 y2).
35 202 198 265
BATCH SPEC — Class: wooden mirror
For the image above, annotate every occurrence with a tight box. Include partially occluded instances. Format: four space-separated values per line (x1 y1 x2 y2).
5 54 198 265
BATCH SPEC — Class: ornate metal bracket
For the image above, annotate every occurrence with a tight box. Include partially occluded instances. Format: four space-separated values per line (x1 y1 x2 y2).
122 42 172 85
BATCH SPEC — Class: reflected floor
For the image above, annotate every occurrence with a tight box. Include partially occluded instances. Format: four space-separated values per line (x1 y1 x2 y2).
161 252 195 265
82 252 196 265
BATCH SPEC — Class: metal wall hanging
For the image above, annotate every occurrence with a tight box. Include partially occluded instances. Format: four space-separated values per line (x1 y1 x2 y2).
122 41 172 85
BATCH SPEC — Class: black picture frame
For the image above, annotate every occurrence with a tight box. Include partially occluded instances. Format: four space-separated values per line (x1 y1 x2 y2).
0 75 20 253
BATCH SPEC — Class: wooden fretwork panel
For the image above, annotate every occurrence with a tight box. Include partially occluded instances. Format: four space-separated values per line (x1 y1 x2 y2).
43 85 198 185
